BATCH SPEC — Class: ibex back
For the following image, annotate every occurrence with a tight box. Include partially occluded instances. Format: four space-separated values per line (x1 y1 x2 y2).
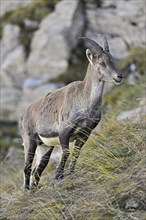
20 35 123 189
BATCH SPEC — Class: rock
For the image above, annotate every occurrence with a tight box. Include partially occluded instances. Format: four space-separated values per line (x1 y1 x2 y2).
23 19 39 30
127 72 140 85
1 0 33 17
1 24 20 60
86 0 145 48
117 98 146 122
107 37 128 59
1 88 22 122
127 63 141 85
26 0 84 78
1 45 26 88
22 76 51 89
125 198 140 210
1 24 27 89
85 31 128 59
17 83 64 120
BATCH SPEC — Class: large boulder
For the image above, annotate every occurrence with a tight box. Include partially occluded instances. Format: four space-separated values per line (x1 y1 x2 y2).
85 31 128 59
86 0 145 48
1 24 26 88
26 0 84 78
1 0 33 17
0 88 22 122
1 45 26 88
1 24 20 61
117 97 146 123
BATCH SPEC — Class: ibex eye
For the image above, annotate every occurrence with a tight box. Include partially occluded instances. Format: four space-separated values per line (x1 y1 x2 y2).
100 61 106 67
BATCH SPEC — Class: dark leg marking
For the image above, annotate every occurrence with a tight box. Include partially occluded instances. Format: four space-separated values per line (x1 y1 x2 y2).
68 135 89 173
24 138 37 189
31 146 54 187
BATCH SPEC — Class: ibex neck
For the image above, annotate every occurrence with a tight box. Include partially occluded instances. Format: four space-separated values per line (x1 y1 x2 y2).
83 64 104 108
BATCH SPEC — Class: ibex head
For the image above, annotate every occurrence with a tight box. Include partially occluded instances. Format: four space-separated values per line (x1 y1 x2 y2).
80 35 123 85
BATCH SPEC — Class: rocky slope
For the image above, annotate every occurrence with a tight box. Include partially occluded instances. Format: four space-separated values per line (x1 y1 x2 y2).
0 0 145 122
0 75 146 220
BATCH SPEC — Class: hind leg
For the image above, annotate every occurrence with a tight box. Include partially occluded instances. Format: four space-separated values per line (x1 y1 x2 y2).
30 145 54 188
23 136 37 189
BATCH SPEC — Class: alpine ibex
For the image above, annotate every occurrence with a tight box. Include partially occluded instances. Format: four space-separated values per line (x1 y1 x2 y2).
20 35 123 189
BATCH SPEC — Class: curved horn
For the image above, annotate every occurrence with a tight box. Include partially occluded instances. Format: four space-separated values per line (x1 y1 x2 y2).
79 37 103 54
99 34 109 52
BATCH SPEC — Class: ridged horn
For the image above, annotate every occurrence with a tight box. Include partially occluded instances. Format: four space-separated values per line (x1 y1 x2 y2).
79 37 103 54
99 34 109 52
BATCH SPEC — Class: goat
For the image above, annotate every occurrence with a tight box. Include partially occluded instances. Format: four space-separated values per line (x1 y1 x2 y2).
20 35 123 189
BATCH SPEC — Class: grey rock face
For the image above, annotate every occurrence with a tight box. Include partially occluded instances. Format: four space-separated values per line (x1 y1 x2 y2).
86 0 145 48
22 76 51 89
107 37 128 59
1 0 33 17
85 31 128 59
117 98 146 122
26 0 84 78
1 24 20 61
0 88 22 122
1 24 27 121
1 45 26 88
23 19 39 30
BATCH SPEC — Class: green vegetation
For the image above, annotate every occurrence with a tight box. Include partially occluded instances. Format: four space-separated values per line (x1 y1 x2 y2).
103 76 145 110
117 47 146 75
0 0 60 55
0 75 146 219
0 123 18 160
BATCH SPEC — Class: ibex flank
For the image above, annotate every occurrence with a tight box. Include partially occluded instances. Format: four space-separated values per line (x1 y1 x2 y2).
20 35 123 189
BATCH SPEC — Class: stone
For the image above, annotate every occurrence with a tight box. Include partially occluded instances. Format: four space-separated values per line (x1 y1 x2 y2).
1 24 20 61
85 31 128 59
1 88 22 122
127 72 141 85
86 0 145 48
23 19 39 30
117 102 146 123
127 63 141 85
22 76 51 89
1 0 33 17
125 198 140 210
107 37 128 59
26 0 84 78
1 45 26 88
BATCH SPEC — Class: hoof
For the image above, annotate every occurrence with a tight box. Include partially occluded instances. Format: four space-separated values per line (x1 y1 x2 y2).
53 174 64 184
22 184 30 190
66 167 74 175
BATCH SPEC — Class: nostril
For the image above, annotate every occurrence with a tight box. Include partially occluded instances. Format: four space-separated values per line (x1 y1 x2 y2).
118 75 122 79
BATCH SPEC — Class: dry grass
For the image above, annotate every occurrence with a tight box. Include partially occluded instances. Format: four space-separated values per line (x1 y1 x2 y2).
0 77 146 220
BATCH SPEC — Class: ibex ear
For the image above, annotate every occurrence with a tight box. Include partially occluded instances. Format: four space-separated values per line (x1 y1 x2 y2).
86 49 94 65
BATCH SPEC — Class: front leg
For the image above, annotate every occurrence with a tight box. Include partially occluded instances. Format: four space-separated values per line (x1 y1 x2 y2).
68 134 89 173
55 129 72 180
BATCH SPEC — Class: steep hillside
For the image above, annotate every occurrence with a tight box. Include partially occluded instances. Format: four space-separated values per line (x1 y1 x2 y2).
0 76 145 220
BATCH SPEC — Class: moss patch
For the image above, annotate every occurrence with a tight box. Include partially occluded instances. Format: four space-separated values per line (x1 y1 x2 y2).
0 122 18 160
